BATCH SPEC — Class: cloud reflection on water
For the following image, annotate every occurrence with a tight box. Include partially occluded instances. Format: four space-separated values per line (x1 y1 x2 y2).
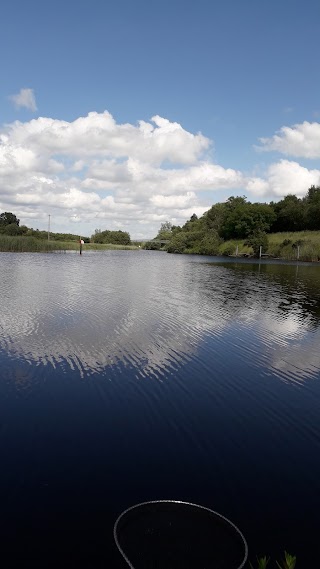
0 252 320 385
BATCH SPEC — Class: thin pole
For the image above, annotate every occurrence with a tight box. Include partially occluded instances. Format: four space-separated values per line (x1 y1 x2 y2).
259 245 262 259
79 236 82 255
48 215 50 241
297 245 300 260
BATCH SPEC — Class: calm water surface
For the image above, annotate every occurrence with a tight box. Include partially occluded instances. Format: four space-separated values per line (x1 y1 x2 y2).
0 250 320 567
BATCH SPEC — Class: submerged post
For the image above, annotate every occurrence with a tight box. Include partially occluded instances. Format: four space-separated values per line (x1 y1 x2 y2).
79 236 83 255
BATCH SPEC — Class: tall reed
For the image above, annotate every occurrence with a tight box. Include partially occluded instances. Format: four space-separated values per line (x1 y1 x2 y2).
0 236 140 253
0 235 72 252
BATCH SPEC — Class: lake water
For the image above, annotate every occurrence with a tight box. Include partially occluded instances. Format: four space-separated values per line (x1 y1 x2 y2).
1 250 320 567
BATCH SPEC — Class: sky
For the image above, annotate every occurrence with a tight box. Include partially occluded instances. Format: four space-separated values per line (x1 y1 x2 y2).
1 0 320 239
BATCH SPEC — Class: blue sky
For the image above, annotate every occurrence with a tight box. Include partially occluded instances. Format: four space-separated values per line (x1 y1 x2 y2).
1 0 320 238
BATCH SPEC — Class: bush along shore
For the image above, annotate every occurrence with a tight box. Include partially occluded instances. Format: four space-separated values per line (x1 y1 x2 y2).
144 186 320 262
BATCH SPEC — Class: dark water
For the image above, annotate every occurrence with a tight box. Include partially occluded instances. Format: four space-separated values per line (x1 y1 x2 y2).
0 250 320 567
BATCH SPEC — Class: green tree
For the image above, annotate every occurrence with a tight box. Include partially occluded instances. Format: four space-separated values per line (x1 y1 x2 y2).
303 185 320 230
25 228 47 239
4 223 24 236
182 214 203 233
91 229 131 245
204 202 228 233
270 195 304 232
197 233 221 255
220 200 275 240
155 222 174 240
0 212 20 231
166 233 188 253
144 241 161 250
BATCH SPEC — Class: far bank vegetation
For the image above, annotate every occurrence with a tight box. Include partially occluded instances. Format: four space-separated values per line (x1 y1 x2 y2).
145 186 320 261
0 212 136 252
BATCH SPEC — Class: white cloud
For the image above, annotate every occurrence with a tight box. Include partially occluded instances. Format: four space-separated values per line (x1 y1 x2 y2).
257 120 320 158
72 160 85 172
245 177 269 195
3 111 210 165
9 88 37 112
150 192 197 208
266 160 320 197
0 111 248 236
247 160 320 198
1 110 319 238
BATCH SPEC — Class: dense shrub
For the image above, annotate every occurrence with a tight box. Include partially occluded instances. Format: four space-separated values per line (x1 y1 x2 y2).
144 241 161 250
92 229 131 245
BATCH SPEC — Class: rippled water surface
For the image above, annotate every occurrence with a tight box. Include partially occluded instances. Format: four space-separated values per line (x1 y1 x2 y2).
1 250 320 567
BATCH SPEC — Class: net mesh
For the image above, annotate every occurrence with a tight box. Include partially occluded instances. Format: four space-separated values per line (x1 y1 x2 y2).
114 501 247 569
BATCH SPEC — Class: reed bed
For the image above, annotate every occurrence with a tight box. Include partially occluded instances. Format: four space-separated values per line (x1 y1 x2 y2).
0 235 72 252
0 236 140 253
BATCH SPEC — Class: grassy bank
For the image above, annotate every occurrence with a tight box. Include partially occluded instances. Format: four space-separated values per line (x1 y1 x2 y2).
219 231 320 261
0 235 140 253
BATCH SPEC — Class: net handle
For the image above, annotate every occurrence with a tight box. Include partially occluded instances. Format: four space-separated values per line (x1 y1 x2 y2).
113 499 248 569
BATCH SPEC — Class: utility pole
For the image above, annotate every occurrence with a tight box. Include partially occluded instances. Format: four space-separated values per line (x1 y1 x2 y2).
48 215 51 241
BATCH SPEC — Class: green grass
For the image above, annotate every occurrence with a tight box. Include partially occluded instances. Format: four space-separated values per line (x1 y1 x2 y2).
219 230 320 261
0 236 140 253
218 239 252 257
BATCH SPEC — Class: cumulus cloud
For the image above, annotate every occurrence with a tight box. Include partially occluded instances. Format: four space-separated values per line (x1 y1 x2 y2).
1 110 319 238
9 88 37 112
0 110 249 237
3 111 210 165
257 120 320 159
150 192 197 209
247 160 320 198
265 160 320 197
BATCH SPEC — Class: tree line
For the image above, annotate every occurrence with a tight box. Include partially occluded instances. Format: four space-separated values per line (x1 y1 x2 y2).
0 213 131 245
147 185 320 256
91 228 131 245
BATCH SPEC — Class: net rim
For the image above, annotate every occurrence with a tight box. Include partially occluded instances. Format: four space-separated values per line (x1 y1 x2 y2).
113 499 248 569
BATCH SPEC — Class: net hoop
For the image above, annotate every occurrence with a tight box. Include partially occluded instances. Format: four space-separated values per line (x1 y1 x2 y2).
114 499 248 569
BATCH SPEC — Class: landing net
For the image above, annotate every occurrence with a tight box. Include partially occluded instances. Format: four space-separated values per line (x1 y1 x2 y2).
114 500 248 569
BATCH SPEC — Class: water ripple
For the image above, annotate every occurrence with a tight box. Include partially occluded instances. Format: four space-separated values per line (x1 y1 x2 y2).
0 252 320 394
